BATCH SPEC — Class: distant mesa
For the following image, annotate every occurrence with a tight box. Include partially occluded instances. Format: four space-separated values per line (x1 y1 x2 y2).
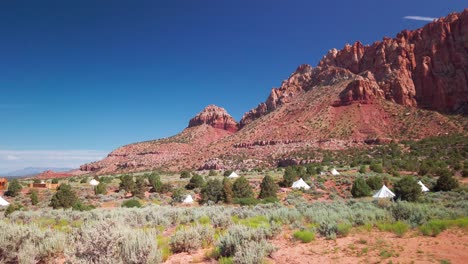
188 105 239 133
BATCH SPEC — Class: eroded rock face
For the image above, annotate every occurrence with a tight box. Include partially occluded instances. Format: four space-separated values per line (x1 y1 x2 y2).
241 9 468 126
188 105 239 132
321 10 468 111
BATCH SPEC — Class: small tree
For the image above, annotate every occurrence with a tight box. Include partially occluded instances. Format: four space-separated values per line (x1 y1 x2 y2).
208 170 217 176
186 174 205 190
351 177 372 198
258 175 278 199
148 173 163 193
50 184 78 209
434 174 459 192
95 182 107 195
30 190 39 205
222 178 233 204
171 188 186 204
232 176 253 199
6 180 22 197
133 177 146 199
394 176 421 201
280 167 297 187
223 170 233 177
201 179 224 204
51 178 59 184
119 174 135 194
366 176 382 190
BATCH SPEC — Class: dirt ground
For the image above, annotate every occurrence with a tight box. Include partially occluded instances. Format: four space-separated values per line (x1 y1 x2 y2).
165 228 467 264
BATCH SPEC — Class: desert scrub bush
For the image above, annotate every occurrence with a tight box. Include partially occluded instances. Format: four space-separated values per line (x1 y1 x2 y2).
419 218 468 237
169 225 214 253
217 225 276 259
293 230 315 243
120 229 162 264
211 213 233 228
121 199 142 208
67 221 161 263
233 240 276 264
376 221 409 237
0 221 66 263
337 222 352 237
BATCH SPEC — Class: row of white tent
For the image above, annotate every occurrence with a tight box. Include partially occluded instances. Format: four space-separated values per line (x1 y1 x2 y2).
291 178 430 198
373 180 429 198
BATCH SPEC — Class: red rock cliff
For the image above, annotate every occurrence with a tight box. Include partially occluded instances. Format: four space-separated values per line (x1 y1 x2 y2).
188 105 239 132
240 9 468 127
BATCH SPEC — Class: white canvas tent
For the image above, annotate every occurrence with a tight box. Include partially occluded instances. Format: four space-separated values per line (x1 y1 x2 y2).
228 172 239 178
331 168 340 175
291 178 311 190
373 185 395 199
0 196 10 207
418 181 430 192
89 179 99 186
182 195 194 204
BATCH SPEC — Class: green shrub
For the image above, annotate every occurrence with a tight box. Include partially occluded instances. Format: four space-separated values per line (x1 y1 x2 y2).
79 178 87 184
95 182 107 195
280 167 297 187
234 197 260 206
359 165 367 174
223 170 233 177
462 169 468 178
133 177 146 199
50 184 78 209
351 177 372 197
180 170 191 178
51 179 59 184
222 178 233 204
148 173 163 192
434 174 459 192
201 179 224 204
30 190 39 205
119 174 135 194
369 163 383 173
293 230 315 243
377 221 409 237
258 175 278 199
6 179 22 197
232 176 253 199
4 203 23 217
337 223 352 237
186 174 205 190
171 188 186 204
366 176 382 190
72 201 96 211
394 176 421 201
209 170 217 176
121 199 142 208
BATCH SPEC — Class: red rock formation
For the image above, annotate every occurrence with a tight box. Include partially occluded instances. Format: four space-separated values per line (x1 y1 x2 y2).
320 9 468 111
241 9 468 126
188 105 239 132
35 170 73 179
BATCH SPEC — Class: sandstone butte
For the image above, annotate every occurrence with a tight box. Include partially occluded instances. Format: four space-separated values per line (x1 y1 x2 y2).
81 9 468 175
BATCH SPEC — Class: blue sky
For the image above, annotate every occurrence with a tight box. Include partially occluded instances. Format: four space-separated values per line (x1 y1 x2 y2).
0 0 465 173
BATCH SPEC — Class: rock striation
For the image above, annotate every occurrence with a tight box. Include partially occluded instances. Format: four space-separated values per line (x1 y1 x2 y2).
188 105 239 132
240 9 468 126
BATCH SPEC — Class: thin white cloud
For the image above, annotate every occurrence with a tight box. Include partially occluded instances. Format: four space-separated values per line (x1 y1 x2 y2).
6 155 19 161
0 149 108 173
403 16 436 22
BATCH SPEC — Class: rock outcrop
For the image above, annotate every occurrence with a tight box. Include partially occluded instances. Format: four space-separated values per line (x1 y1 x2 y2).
241 9 468 127
188 105 239 132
